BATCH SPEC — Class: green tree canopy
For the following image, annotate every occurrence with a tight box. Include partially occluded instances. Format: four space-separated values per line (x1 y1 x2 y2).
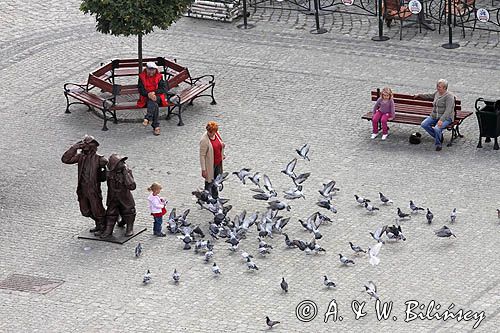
80 0 193 69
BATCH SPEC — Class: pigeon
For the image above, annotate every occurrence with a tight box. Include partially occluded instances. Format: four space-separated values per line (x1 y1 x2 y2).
172 269 180 283
246 257 259 270
434 225 456 238
364 202 379 213
426 208 434 224
368 242 382 266
370 226 387 244
379 192 393 205
252 191 277 201
316 198 337 213
355 195 370 205
135 243 142 257
450 208 457 223
323 275 336 288
212 262 221 275
397 207 411 220
268 200 291 211
266 316 280 329
409 200 425 213
349 242 367 254
263 174 276 195
296 143 310 161
385 225 406 241
281 158 298 179
283 186 305 200
293 172 311 186
212 172 229 191
319 180 340 198
364 281 379 300
292 239 307 251
143 270 152 284
233 168 252 184
248 172 261 187
283 233 296 248
339 253 355 265
204 250 214 262
241 251 253 261
497 209 500 219
259 246 271 256
280 277 288 293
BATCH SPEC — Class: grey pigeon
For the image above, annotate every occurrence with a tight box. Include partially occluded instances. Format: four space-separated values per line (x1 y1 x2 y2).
319 180 339 198
450 208 457 223
263 174 276 195
355 195 370 205
323 275 336 288
434 225 456 238
296 143 310 161
386 225 406 241
293 172 310 186
370 226 387 244
143 270 152 284
268 200 291 211
212 172 229 191
397 207 411 220
316 198 337 213
233 168 252 184
410 200 424 213
379 192 393 204
283 233 296 248
135 243 142 257
426 208 434 224
283 186 305 200
364 281 379 300
266 316 280 329
248 172 261 187
280 277 288 293
172 269 180 283
349 241 367 254
212 262 221 275
252 191 277 201
246 257 259 270
364 202 379 213
339 253 355 265
281 158 298 179
240 251 253 261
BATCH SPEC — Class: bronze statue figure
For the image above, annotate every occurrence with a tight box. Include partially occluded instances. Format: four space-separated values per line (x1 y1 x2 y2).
62 135 108 235
101 153 137 238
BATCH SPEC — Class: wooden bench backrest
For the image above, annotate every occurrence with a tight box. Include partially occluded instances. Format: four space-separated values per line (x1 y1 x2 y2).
88 74 120 95
167 69 191 90
384 0 403 12
371 90 461 111
92 63 113 78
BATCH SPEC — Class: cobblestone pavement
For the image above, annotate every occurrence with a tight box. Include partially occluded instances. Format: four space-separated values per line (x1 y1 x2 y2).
0 1 499 332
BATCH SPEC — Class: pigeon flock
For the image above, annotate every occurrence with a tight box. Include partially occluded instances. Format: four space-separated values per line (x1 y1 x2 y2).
133 142 475 329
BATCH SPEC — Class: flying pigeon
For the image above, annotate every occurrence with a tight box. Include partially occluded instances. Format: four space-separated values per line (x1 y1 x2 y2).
248 172 261 187
143 270 152 284
364 281 379 300
135 243 142 257
284 186 305 200
319 180 340 198
323 275 336 288
266 316 280 329
233 168 252 184
293 172 311 186
339 253 355 265
268 200 291 211
368 242 382 266
281 158 298 179
434 225 456 238
349 241 367 254
426 208 434 224
296 143 310 161
280 277 288 293
316 198 337 213
379 192 393 204
370 226 387 244
172 269 180 283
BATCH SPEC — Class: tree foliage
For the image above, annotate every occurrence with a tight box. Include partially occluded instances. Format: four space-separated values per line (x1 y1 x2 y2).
80 0 193 37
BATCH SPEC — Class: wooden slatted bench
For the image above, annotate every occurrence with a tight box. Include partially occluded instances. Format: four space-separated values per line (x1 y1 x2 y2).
362 89 473 147
64 59 216 130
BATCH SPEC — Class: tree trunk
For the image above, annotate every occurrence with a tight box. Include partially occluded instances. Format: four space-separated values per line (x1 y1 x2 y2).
138 34 143 73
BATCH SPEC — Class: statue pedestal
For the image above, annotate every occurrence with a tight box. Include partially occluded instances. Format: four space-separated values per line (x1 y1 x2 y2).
78 227 147 244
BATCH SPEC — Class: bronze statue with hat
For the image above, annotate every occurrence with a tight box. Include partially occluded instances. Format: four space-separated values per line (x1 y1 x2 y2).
100 153 137 238
62 135 108 235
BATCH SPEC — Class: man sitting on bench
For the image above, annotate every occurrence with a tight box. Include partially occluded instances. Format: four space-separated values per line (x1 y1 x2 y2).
415 79 455 151
137 62 168 136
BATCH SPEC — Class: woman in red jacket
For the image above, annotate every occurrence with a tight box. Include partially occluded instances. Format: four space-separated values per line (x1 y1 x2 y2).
137 62 167 136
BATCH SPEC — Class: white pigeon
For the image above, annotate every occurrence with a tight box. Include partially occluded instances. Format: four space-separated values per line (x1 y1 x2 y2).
143 270 152 284
364 281 379 300
368 242 382 266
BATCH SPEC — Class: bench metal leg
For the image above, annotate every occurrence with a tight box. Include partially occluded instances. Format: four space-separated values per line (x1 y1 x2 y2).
166 105 172 120
210 83 217 105
64 92 71 113
177 104 184 126
477 136 482 148
101 109 109 131
495 137 499 150
112 110 118 124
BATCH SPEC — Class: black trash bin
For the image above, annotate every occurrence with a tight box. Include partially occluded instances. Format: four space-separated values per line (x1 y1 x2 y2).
475 98 500 150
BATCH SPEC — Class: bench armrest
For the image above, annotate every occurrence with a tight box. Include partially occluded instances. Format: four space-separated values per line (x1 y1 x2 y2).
191 74 215 85
64 82 88 92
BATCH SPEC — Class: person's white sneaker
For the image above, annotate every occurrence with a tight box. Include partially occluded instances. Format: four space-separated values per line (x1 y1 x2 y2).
381 134 388 140
371 133 379 139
